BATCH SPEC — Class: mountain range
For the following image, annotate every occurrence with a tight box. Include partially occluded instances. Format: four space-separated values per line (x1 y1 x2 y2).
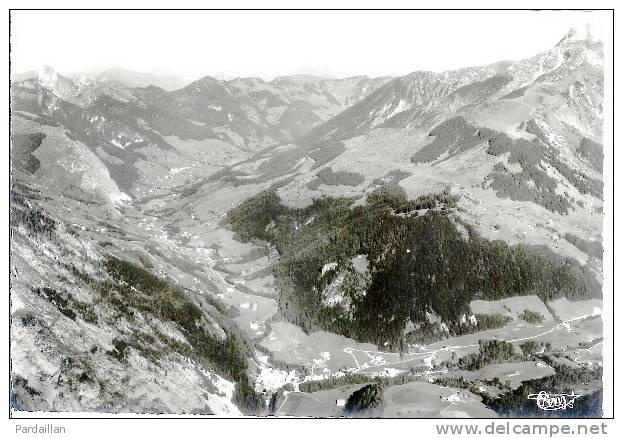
10 27 605 416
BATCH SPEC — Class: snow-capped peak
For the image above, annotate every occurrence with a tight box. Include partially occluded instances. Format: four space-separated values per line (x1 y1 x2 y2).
32 66 123 107
556 25 598 46
37 65 59 89
36 65 76 99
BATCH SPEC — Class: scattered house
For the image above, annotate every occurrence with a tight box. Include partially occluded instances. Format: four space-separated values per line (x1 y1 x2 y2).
335 399 346 407
442 393 463 402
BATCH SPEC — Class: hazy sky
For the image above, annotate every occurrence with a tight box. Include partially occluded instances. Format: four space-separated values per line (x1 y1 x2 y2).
10 10 611 81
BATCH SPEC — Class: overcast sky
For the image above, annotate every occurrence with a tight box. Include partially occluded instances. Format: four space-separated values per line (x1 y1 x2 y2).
10 10 611 81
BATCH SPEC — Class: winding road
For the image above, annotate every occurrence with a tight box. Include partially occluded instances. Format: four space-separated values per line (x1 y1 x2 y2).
275 310 602 416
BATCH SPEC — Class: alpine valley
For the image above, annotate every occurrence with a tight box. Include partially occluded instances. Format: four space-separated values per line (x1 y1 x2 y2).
10 28 605 417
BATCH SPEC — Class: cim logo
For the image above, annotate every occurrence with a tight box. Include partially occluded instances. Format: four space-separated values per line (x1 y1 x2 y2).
527 391 581 411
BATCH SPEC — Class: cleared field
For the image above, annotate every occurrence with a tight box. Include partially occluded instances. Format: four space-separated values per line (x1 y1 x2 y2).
383 382 496 418
548 298 602 321
241 274 276 297
570 342 603 367
260 321 309 355
261 321 380 376
444 361 556 389
225 288 277 339
569 316 603 340
470 295 553 322
276 384 366 417
220 255 271 276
